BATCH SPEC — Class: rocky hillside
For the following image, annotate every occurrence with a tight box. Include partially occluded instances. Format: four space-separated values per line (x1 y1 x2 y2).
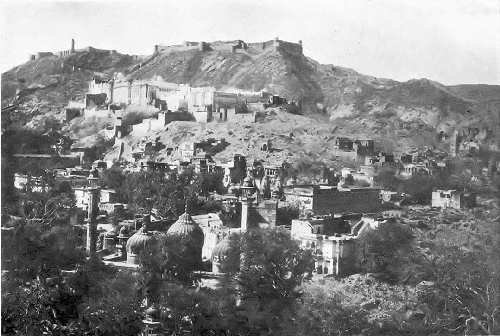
1 49 138 128
2 39 499 152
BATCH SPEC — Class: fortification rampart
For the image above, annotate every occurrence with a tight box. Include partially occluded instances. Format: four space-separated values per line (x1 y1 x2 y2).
154 38 302 56
247 37 303 55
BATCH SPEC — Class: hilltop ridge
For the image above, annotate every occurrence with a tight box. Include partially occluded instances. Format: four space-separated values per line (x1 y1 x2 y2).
2 38 500 154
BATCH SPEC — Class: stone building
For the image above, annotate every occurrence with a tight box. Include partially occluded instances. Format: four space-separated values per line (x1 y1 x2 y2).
88 74 261 123
291 215 385 276
283 184 382 215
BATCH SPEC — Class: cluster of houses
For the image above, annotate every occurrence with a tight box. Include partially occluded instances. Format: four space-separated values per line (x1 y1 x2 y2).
12 135 481 284
332 136 453 179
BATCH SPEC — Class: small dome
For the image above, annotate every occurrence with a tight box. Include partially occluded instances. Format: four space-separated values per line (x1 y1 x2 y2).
211 236 231 261
167 212 204 241
126 228 157 255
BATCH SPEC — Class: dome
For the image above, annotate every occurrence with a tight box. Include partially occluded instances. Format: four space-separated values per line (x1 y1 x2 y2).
167 212 204 243
126 228 157 256
211 236 231 261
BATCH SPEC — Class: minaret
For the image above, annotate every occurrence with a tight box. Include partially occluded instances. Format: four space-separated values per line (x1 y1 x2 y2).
240 198 249 232
86 169 100 258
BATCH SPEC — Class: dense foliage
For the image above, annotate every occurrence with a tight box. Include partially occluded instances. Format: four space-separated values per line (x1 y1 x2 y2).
102 167 224 217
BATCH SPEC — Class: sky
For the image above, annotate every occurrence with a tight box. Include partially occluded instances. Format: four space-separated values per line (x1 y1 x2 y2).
0 0 499 85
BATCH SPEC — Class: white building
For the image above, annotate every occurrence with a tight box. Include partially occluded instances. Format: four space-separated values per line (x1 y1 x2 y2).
431 190 476 209
291 216 383 276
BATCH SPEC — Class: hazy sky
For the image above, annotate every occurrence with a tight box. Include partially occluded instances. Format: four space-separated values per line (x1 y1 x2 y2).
1 0 499 85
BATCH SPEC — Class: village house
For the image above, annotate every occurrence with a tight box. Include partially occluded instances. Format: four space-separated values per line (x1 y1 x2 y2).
431 190 476 209
399 163 430 178
13 173 51 193
340 168 375 187
333 137 376 162
221 154 247 188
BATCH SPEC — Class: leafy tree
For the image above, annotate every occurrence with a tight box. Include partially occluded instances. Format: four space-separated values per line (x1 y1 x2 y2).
279 286 371 336
2 221 85 281
223 228 314 311
356 219 414 281
2 278 59 336
154 283 239 336
276 205 300 226
405 218 500 334
78 271 143 336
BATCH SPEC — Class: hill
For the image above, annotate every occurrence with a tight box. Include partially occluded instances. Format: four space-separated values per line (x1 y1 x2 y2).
1 48 138 128
2 39 499 156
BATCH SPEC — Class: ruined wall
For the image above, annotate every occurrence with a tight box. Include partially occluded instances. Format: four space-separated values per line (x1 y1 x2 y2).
155 41 208 54
247 39 302 55
277 40 303 55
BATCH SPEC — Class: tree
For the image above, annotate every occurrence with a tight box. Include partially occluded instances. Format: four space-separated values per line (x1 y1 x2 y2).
78 271 143 336
276 205 300 226
2 220 85 281
407 219 500 335
101 164 126 190
279 285 371 336
223 228 314 311
356 219 414 281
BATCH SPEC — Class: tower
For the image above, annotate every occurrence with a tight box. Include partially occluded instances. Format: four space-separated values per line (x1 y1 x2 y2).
273 36 280 51
86 186 100 258
240 199 249 232
86 170 100 258
71 38 75 53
